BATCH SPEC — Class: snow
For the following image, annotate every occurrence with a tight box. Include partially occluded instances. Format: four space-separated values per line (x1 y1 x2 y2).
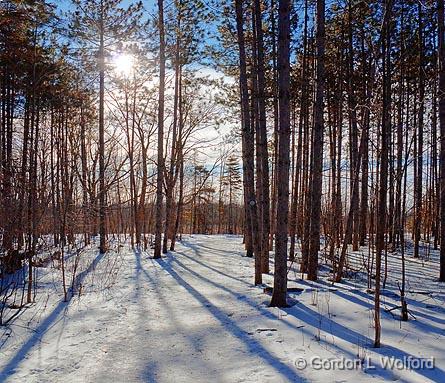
0 235 444 382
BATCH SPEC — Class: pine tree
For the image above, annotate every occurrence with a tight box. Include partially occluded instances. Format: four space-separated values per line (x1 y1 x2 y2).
70 0 142 253
307 0 325 281
439 0 445 282
223 155 242 234
154 0 166 259
270 0 291 308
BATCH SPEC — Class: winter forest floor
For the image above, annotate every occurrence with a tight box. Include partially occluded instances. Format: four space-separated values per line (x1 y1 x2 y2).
0 235 444 383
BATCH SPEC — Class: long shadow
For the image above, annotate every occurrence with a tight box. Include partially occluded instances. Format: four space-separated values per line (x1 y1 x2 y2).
154 257 306 383
174 247 445 380
171 241 444 381
169 255 276 321
170 251 374 360
133 250 224 381
181 239 246 260
285 303 445 381
0 251 105 379
177 249 253 288
306 280 445 338
167 254 364 362
332 287 445 336
299 272 445 331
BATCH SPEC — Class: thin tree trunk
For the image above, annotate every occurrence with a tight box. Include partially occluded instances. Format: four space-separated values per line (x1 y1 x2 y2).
307 0 325 281
375 0 393 348
98 2 106 254
154 0 166 259
235 0 261 283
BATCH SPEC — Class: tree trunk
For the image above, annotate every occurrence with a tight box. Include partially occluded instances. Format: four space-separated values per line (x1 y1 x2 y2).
98 2 106 254
307 0 325 281
438 0 445 281
375 0 393 348
154 0 166 259
270 0 291 307
253 0 270 274
235 0 261 283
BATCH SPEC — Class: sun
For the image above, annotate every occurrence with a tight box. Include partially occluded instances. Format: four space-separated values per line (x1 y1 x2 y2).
113 53 134 77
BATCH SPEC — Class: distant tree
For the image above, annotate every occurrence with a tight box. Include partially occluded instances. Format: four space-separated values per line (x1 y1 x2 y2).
223 155 242 234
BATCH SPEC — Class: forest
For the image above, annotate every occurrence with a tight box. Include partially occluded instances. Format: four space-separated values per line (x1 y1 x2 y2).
0 0 444 382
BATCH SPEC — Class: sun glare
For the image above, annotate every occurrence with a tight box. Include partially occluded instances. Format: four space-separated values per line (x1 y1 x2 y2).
113 53 134 77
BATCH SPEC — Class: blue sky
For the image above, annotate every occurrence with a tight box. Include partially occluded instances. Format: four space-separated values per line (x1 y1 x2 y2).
52 0 156 12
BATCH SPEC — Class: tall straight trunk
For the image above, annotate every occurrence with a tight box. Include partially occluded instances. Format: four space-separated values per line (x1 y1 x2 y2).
414 2 424 258
253 0 270 273
289 0 308 260
251 13 262 248
1 68 13 251
438 0 445 281
394 8 405 249
130 76 140 245
163 4 182 254
170 77 184 251
347 0 359 251
235 0 261 282
433 70 439 250
307 0 325 281
154 0 166 259
335 123 366 282
218 160 224 234
98 2 106 254
269 0 279 251
171 152 184 251
80 104 90 245
359 23 369 245
375 0 393 348
124 87 136 247
270 0 291 307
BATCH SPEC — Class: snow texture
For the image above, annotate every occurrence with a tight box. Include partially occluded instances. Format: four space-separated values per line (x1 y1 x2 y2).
0 235 444 382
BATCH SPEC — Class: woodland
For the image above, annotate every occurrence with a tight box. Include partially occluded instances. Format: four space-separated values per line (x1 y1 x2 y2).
0 0 444 382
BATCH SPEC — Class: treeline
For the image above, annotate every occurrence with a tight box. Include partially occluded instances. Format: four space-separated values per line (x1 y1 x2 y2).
218 0 445 346
0 0 240 304
2 0 445 349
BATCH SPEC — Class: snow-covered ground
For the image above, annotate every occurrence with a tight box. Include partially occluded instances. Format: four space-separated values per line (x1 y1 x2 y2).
0 235 444 382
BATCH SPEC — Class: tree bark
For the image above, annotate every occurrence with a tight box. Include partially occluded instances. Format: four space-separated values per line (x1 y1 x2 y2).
438 0 445 281
154 0 166 259
235 0 261 283
307 0 325 281
270 0 291 307
375 0 393 348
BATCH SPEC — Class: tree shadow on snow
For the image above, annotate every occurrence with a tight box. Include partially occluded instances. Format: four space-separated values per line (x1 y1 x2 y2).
153 256 306 383
284 302 445 381
0 251 105 380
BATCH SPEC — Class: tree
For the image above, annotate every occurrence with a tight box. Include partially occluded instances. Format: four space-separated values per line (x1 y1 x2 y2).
439 0 445 282
270 0 291 308
234 0 262 284
71 0 142 253
154 0 166 259
253 0 271 274
223 155 242 234
374 0 393 348
306 0 325 281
